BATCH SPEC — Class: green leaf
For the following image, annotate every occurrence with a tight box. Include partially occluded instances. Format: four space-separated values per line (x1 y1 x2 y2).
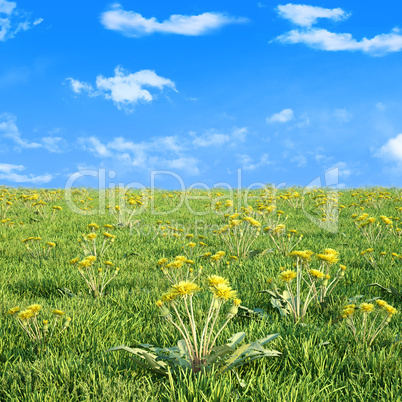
203 345 234 365
226 332 246 348
390 286 401 298
271 297 289 317
256 333 280 346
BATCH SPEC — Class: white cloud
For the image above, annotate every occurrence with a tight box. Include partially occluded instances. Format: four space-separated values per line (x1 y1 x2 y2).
0 0 16 15
237 153 271 171
334 162 352 178
333 108 352 123
291 155 307 167
66 78 96 96
275 6 402 56
79 134 199 175
0 162 22 173
0 163 52 183
0 113 41 148
67 66 176 112
276 27 402 55
0 0 42 42
41 136 65 153
100 4 247 37
0 113 66 152
266 108 294 123
276 4 349 27
379 134 402 162
191 127 247 147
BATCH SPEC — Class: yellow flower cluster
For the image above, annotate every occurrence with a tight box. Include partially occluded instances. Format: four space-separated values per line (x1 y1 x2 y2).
279 269 297 283
289 250 314 262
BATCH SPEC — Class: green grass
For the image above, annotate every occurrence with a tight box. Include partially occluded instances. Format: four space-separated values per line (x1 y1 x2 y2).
1 187 402 401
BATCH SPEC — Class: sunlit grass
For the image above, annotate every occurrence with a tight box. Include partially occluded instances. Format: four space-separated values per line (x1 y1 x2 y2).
0 186 401 400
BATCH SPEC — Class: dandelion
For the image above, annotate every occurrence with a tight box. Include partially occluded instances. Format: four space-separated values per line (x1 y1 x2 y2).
87 233 97 240
279 270 297 283
171 281 201 297
316 253 339 264
360 303 374 313
53 309 65 317
18 310 35 321
289 250 314 262
207 275 229 287
309 269 325 279
211 283 237 301
8 306 20 315
161 291 179 303
46 242 56 247
28 304 42 314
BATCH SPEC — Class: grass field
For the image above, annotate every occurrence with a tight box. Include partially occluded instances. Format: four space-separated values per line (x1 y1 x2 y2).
1 186 402 401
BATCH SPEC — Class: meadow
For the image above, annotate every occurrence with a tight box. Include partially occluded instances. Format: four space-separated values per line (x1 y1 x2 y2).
1 186 402 401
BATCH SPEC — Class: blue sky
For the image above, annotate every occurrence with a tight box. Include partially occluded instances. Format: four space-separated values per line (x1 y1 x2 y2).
1 0 402 189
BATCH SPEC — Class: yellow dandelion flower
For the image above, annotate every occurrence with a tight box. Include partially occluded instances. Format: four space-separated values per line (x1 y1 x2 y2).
86 255 96 262
87 223 99 229
79 259 92 268
360 303 374 313
279 270 297 283
27 304 41 313
376 299 387 307
161 291 178 303
289 250 313 262
103 224 114 229
384 304 397 315
46 242 56 247
207 275 229 287
211 283 237 301
8 306 20 315
174 255 188 263
309 269 325 279
104 261 113 266
158 258 168 265
233 298 241 306
86 233 97 240
171 281 200 297
201 252 212 258
18 310 35 321
53 309 65 316
155 300 164 308
103 232 115 238
188 242 196 248
316 253 339 264
70 257 79 264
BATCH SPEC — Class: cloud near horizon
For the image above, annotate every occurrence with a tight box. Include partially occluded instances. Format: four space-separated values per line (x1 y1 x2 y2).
0 113 65 152
0 163 52 183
